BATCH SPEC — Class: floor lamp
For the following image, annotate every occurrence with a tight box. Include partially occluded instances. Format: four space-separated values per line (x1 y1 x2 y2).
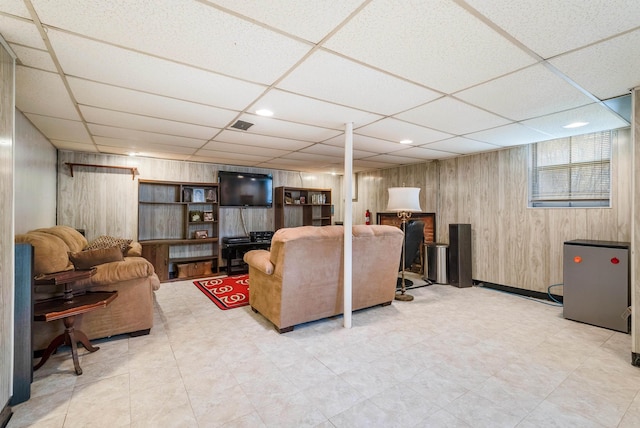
387 187 422 302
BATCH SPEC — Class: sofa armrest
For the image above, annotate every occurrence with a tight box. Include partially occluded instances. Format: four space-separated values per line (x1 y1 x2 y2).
244 250 274 275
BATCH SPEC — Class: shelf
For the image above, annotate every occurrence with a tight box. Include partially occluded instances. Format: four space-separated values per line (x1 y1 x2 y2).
140 238 218 245
169 255 218 264
66 163 139 180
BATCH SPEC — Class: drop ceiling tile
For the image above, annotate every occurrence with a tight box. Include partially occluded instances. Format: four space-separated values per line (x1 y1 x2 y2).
69 77 238 128
189 155 258 167
324 0 535 93
10 44 56 71
214 130 311 151
195 149 273 162
48 29 267 111
353 159 398 170
521 103 631 139
251 89 383 129
395 96 512 134
0 14 46 49
50 139 97 152
24 114 92 143
323 134 407 154
549 29 640 100
89 124 206 148
423 137 501 155
465 0 640 58
80 106 220 140
94 137 197 155
603 95 631 123
361 153 425 165
277 50 441 115
356 118 452 145
31 0 311 84
255 160 312 172
96 146 193 161
199 141 290 158
16 67 80 120
391 146 457 160
282 152 341 163
455 64 594 121
465 123 554 147
204 0 363 43
0 1 32 18
299 143 374 159
234 113 342 142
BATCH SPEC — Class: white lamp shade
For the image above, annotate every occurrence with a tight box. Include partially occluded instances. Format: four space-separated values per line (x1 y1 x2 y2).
386 187 422 212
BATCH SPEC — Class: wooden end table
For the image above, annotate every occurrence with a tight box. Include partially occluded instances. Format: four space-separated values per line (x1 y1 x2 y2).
33 269 118 375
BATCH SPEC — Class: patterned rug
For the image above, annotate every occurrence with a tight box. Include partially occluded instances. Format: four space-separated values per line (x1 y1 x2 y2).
193 274 249 310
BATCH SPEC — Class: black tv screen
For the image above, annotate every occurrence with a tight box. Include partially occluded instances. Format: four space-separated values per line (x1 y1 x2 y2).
218 171 273 208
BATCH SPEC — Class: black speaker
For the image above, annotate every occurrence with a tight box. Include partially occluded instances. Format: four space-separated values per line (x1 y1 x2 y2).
448 224 472 288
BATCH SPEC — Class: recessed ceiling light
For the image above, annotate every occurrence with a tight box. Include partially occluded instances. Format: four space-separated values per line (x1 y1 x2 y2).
563 121 589 129
256 109 274 117
400 139 413 144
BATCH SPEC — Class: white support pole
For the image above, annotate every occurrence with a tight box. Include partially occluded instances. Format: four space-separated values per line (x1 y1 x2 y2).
344 123 354 329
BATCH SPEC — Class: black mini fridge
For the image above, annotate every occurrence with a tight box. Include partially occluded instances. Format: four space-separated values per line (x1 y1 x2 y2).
563 240 630 333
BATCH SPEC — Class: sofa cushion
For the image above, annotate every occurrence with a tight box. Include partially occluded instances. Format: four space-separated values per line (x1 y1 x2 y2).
124 241 142 257
68 246 124 270
86 235 133 252
34 225 87 253
15 231 73 274
72 257 157 287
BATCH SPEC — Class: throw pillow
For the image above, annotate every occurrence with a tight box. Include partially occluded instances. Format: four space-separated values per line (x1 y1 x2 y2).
69 246 124 270
85 235 132 253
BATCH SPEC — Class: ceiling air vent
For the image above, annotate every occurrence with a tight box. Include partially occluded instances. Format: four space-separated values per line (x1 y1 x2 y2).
230 120 254 131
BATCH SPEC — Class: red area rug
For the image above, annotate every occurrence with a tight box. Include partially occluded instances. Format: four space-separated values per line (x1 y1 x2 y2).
194 274 250 310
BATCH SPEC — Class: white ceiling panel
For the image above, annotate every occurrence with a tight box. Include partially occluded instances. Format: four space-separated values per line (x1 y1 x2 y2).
277 50 441 115
362 153 426 165
549 30 640 100
356 118 452 145
298 143 375 160
31 0 311 84
282 152 342 163
98 147 192 161
16 67 80 120
80 106 219 140
0 14 46 49
423 137 501 154
199 141 290 158
194 150 273 163
234 113 342 142
88 125 206 148
213 130 311 151
68 78 238 128
24 114 91 143
94 137 198 155
204 0 364 44
251 89 383 129
324 0 536 93
10 44 56 71
0 1 31 19
396 97 512 135
390 146 458 160
324 133 407 154
455 64 595 121
521 103 631 138
189 155 259 167
48 29 267 111
353 159 397 170
466 123 554 147
465 0 640 58
50 139 97 152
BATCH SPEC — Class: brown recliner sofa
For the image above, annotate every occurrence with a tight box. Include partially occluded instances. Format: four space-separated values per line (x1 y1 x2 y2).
15 225 161 351
243 225 404 332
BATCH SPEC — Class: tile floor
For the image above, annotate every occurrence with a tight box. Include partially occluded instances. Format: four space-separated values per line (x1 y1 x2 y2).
8 273 640 427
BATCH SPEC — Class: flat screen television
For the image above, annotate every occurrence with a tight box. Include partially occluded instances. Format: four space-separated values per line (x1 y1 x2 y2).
218 171 273 208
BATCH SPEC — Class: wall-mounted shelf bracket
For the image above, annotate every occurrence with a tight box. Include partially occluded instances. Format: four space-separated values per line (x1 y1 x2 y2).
65 163 139 180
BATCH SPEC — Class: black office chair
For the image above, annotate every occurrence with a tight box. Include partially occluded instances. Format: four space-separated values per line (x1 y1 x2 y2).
397 220 424 288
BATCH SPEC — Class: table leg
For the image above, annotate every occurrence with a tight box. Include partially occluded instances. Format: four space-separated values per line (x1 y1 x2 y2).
65 326 83 375
74 329 99 353
33 333 66 371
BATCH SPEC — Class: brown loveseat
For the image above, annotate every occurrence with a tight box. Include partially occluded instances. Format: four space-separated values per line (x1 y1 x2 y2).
15 226 161 351
243 225 404 332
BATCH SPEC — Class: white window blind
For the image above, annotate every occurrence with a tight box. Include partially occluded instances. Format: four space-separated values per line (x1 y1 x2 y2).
529 131 612 208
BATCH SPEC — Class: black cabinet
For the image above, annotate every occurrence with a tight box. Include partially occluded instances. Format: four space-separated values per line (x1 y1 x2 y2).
222 240 271 275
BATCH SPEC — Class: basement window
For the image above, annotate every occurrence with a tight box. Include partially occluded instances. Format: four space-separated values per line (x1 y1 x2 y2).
529 131 612 208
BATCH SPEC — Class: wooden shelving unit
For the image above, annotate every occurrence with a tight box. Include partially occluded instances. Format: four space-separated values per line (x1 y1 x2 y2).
138 180 219 281
274 186 332 230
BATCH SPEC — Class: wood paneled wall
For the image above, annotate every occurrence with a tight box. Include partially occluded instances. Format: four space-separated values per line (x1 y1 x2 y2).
0 39 14 420
354 129 631 295
56 151 342 243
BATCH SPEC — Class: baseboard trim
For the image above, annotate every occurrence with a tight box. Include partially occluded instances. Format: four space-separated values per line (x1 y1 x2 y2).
474 280 563 304
1 401 13 428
